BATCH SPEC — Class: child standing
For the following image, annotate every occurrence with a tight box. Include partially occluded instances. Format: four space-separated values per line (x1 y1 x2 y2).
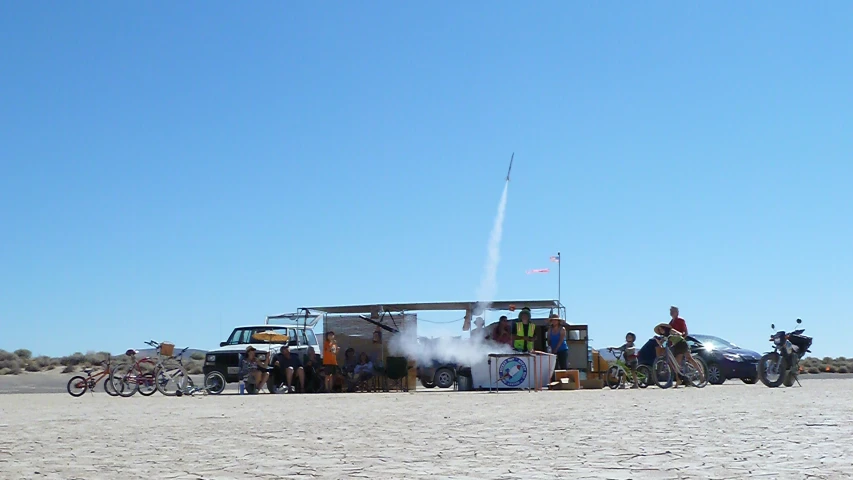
619 332 640 389
322 331 339 393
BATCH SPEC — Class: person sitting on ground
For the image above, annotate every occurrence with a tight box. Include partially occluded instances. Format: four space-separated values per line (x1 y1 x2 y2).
617 332 640 389
272 345 305 393
342 348 358 392
547 313 569 370
241 346 269 393
303 346 322 393
353 352 376 391
322 332 339 393
513 307 536 352
490 316 513 347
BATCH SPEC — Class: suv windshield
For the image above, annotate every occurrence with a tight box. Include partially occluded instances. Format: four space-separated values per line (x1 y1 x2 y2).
692 335 738 350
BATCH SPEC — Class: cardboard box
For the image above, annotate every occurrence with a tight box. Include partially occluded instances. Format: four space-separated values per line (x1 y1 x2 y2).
549 378 579 391
580 378 605 389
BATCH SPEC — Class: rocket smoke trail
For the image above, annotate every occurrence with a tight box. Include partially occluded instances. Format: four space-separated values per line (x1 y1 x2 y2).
475 179 509 312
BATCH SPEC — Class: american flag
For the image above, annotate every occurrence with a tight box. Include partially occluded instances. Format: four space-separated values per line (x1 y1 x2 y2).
550 255 560 263
526 268 550 274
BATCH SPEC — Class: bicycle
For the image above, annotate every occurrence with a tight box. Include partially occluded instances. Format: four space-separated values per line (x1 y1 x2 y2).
150 341 193 397
66 355 123 397
605 348 651 389
652 335 708 389
110 343 159 397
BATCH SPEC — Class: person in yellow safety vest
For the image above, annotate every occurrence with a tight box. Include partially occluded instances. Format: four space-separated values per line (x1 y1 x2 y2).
513 307 536 352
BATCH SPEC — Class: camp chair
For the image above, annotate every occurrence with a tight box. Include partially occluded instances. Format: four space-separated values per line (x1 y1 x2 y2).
384 356 410 392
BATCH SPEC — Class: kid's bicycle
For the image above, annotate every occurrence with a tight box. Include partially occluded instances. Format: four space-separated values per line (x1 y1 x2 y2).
66 355 123 397
605 348 651 389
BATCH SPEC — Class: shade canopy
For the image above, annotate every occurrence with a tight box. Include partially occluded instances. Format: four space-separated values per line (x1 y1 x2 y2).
305 300 561 315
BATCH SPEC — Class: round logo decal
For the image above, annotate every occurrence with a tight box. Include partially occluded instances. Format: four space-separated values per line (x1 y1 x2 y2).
498 357 528 387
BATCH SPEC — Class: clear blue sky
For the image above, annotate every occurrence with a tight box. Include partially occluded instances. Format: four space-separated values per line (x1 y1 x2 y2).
1 3 850 357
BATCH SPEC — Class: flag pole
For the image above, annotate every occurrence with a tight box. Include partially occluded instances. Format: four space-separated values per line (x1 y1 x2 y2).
557 251 561 308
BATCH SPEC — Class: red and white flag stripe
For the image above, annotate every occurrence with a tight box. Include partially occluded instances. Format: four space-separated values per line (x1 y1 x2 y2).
549 256 560 263
526 268 550 274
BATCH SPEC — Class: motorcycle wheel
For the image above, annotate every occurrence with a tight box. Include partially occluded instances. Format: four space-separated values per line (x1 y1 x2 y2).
759 352 787 388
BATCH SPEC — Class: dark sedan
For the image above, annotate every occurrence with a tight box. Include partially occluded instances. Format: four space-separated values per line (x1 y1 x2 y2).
686 334 761 385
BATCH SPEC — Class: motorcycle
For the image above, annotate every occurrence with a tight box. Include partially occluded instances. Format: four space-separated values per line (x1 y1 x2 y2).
758 318 813 388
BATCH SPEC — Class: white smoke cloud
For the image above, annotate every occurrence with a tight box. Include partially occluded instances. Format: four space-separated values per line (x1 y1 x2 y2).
388 325 513 366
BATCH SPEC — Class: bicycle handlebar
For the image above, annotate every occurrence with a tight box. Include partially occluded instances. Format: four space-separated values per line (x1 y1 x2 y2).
144 340 160 347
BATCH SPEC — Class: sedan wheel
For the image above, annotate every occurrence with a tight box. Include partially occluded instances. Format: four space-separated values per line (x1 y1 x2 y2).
706 364 725 385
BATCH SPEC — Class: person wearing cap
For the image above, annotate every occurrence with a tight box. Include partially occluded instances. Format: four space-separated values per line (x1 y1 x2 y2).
490 316 513 346
513 307 536 352
241 346 269 393
547 313 569 370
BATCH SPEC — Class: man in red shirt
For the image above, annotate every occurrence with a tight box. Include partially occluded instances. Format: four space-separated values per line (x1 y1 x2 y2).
669 306 704 382
669 306 688 336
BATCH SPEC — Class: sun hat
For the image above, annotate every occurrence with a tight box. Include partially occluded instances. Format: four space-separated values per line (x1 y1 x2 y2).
548 312 563 323
245 345 257 353
654 323 672 336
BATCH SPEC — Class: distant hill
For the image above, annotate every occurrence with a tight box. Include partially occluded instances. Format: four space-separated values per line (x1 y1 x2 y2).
130 348 207 360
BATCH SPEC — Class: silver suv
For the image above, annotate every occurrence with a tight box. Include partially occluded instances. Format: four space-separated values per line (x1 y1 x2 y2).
203 311 321 394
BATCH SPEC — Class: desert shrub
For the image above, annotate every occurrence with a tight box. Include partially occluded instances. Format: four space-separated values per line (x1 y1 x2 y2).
822 357 833 364
32 356 59 370
190 352 205 361
0 368 10 375
24 363 41 372
838 366 850 374
801 357 819 367
14 349 32 360
186 360 203 375
824 365 837 374
82 351 108 367
0 353 22 372
6 365 22 375
0 350 17 362
62 365 75 374
60 352 86 366
807 367 820 374
837 356 848 362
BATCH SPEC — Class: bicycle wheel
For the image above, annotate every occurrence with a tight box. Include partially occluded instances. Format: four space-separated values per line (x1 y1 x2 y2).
67 376 88 397
155 363 189 397
637 365 652 388
103 376 118 396
605 366 623 389
685 358 708 388
137 371 157 396
652 357 673 389
110 366 138 397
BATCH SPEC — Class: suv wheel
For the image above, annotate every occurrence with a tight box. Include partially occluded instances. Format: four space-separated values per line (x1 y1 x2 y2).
204 370 227 395
434 367 455 389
